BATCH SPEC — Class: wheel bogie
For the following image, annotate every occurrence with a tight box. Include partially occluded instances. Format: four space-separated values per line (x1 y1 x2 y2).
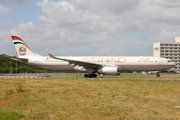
84 73 97 78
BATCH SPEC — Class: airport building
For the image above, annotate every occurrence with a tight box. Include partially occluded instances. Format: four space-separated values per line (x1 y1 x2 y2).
153 37 180 73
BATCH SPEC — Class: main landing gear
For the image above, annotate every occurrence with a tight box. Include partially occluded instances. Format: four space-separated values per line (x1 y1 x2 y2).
84 73 97 78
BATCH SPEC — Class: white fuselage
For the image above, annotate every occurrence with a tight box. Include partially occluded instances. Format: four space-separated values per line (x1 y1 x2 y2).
10 35 176 77
25 55 175 72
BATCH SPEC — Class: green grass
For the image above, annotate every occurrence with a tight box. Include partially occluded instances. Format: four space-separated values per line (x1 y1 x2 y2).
0 111 24 120
0 74 180 120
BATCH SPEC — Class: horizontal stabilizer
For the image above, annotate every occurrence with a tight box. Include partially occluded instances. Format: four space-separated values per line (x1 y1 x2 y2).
6 55 28 62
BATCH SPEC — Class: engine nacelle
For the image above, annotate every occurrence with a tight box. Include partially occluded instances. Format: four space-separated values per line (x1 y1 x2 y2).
98 66 120 75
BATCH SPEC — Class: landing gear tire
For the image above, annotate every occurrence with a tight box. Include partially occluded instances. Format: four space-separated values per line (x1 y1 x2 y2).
84 74 89 78
84 74 97 78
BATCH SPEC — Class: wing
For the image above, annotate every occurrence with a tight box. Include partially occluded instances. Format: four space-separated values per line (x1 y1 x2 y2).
48 53 118 69
48 53 103 69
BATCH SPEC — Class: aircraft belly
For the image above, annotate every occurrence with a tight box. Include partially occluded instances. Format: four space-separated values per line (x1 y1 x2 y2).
36 65 74 71
120 65 172 71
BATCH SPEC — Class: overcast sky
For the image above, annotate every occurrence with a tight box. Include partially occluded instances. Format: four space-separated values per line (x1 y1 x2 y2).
1 0 180 56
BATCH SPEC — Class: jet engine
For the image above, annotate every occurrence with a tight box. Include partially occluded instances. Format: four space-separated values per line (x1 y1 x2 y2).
97 66 120 75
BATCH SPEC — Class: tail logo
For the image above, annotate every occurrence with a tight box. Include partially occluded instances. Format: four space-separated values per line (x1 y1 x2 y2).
11 35 38 56
19 46 26 56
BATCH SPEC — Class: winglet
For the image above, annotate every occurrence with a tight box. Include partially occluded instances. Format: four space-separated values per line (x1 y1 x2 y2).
48 53 57 59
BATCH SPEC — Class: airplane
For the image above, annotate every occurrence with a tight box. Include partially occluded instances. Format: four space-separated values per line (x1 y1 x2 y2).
9 35 176 78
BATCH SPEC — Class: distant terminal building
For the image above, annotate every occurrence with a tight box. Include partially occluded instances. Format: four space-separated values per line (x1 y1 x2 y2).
153 37 180 73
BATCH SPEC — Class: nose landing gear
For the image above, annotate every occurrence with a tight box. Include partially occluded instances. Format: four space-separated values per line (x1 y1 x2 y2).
156 72 160 77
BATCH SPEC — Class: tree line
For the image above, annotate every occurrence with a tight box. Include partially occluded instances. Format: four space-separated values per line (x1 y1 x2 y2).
0 54 55 73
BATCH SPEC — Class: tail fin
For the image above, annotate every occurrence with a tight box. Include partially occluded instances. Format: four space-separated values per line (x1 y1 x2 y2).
11 35 41 57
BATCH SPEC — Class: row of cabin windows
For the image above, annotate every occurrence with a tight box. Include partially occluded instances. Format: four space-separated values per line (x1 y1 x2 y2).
137 61 157 62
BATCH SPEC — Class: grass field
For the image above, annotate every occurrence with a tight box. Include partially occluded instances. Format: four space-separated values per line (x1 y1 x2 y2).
0 74 180 120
